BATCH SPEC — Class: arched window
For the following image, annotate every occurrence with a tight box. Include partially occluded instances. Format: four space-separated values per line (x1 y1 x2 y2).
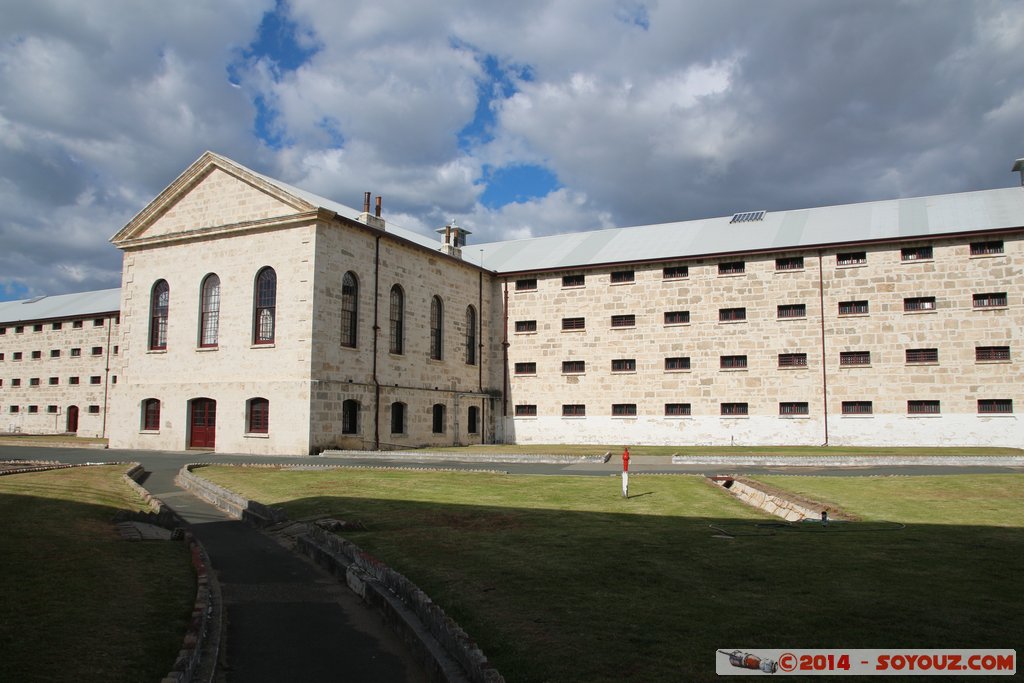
342 399 360 434
199 274 220 348
390 401 406 435
247 397 269 433
430 296 443 360
142 398 161 431
340 271 358 348
149 280 169 350
432 403 446 434
389 285 404 355
468 405 479 435
465 305 477 365
253 267 276 344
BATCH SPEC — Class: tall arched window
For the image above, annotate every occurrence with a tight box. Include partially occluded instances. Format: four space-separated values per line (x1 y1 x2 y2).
149 280 169 350
247 397 269 433
432 403 446 434
340 271 358 348
390 401 406 435
389 285 404 355
467 405 479 434
430 295 443 360
465 305 477 365
253 267 276 344
142 398 161 431
199 274 220 348
342 399 360 434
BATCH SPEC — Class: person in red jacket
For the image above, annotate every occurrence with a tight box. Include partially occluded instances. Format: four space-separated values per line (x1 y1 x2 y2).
621 447 630 498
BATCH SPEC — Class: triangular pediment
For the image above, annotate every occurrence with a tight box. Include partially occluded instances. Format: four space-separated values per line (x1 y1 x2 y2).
111 152 316 245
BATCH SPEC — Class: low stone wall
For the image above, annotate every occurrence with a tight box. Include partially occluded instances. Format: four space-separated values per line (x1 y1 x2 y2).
675 454 1024 466
322 449 610 464
176 463 287 526
710 476 836 522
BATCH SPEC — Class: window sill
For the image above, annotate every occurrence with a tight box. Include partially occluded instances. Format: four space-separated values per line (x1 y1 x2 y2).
969 253 1005 260
973 306 1008 311
777 316 808 321
720 415 749 419
907 414 942 418
903 309 937 315
662 277 689 282
610 326 636 330
717 272 746 278
779 414 810 419
147 349 168 355
609 281 635 286
719 367 748 372
561 372 586 377
426 358 444 365
774 268 806 274
839 364 872 369
836 263 867 269
611 416 638 419
975 359 1011 364
841 414 874 418
138 430 160 435
906 362 939 367
195 346 218 352
514 331 538 336
718 320 747 325
838 313 870 318
513 416 537 420
561 416 586 419
899 259 934 265
977 413 1016 418
664 415 693 419
664 369 692 374
250 343 276 349
611 370 637 375
514 374 537 378
778 365 809 370
244 432 270 439
561 328 586 333
561 285 586 291
663 322 691 328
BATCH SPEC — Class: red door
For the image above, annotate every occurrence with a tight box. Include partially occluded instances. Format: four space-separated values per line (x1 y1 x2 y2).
66 406 79 433
189 399 217 449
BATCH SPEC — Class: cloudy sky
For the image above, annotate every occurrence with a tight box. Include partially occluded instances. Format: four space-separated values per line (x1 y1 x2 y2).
1 0 1022 300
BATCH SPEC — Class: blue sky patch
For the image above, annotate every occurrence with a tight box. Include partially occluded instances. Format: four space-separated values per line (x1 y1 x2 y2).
456 46 533 152
480 164 560 208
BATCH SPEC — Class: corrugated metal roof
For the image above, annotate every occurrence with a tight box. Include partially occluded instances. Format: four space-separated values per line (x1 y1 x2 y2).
0 288 121 324
474 186 1024 273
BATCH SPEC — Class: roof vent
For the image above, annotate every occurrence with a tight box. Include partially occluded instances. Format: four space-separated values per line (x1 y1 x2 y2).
1012 158 1024 186
23 295 47 304
436 220 471 259
730 210 765 224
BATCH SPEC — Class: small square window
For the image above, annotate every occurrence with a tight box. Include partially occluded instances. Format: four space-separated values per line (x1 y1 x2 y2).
12 379 22 387
89 376 102 385
88 405 100 414
780 402 809 415
908 400 940 415
904 296 936 312
13 352 22 361
562 404 586 417
665 356 691 371
664 310 690 325
515 404 538 417
905 348 938 364
975 346 1010 362
562 274 585 287
611 314 636 328
91 347 103 356
15 325 24 333
721 402 748 416
611 358 636 372
70 348 81 357
665 403 691 416
973 292 1007 309
562 317 585 331
48 377 59 386
72 321 83 329
9 406 19 413
93 319 104 327
515 320 537 333
840 351 871 366
562 360 586 374
837 251 867 266
515 278 537 291
31 351 41 360
718 307 746 322
775 257 804 271
838 300 869 315
663 265 688 279
901 246 933 261
842 401 873 415
777 304 806 319
612 403 637 416
718 261 745 276
51 322 62 331
33 324 43 332
610 270 635 284
69 377 80 385
514 362 537 375
978 399 1012 414
720 355 747 369
50 350 60 358
0 327 6 335
28 405 39 414
778 353 807 368
29 378 40 387
47 405 58 414
970 240 1004 256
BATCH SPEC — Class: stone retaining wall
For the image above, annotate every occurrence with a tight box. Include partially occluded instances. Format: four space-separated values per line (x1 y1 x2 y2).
322 449 610 464
176 463 287 526
711 476 834 521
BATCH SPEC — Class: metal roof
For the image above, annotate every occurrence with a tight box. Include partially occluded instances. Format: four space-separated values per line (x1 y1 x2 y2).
474 186 1024 274
0 288 121 325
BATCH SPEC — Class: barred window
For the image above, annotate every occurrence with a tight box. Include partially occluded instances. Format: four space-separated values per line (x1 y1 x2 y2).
778 353 807 368
780 402 809 416
514 362 537 375
665 403 691 416
515 320 537 332
342 399 360 434
664 310 690 325
901 246 933 261
340 272 358 348
253 267 277 345
515 404 538 417
430 296 444 360
665 356 691 371
465 306 477 365
973 292 1007 309
32 351 42 359
562 404 586 417
390 402 406 434
976 346 1010 362
840 351 871 366
721 402 748 416
837 251 867 266
200 273 220 348
905 348 938 364
718 261 745 275
978 399 1013 414
48 377 59 385
663 265 688 279
720 355 747 369
515 278 537 291
389 285 404 354
248 398 269 433
775 257 804 271
908 400 940 415
149 279 169 350
612 403 637 416
777 304 806 319
142 399 161 431
611 358 636 372
842 401 873 415
970 240 1004 256
838 300 869 315
562 360 586 374
719 307 746 322
611 314 635 328
904 296 936 312
562 317 585 330
562 274 585 287
610 270 634 284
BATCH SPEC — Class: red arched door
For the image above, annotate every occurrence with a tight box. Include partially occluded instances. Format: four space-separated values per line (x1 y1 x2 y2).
66 405 79 433
189 399 216 449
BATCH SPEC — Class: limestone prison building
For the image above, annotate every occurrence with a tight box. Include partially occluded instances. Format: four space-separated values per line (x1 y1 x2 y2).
1 152 1022 453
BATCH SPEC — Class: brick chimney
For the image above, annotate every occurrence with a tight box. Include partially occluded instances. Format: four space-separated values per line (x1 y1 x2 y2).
358 192 385 229
436 220 471 259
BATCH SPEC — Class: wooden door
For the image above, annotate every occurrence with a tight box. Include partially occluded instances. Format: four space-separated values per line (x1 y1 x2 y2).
66 406 78 433
189 399 216 449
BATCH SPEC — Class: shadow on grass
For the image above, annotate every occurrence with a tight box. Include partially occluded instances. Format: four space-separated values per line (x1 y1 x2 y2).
0 492 195 683
277 494 1024 683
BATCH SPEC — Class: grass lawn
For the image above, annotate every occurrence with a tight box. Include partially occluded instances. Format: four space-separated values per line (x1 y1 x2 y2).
0 465 196 683
418 443 1024 457
199 466 1024 682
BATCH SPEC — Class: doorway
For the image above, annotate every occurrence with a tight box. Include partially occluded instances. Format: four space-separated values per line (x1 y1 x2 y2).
189 398 217 449
66 405 79 433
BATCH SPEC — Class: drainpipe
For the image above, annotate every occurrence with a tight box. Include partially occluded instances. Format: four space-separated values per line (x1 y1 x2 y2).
372 235 382 450
478 271 484 393
818 251 829 446
501 281 509 420
101 314 113 439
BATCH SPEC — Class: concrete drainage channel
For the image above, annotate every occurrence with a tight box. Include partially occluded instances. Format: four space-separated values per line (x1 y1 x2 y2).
177 463 504 683
708 475 840 522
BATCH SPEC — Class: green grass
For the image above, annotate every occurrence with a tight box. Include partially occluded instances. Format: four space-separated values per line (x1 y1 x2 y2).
0 465 197 682
418 443 1023 457
199 466 1024 682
